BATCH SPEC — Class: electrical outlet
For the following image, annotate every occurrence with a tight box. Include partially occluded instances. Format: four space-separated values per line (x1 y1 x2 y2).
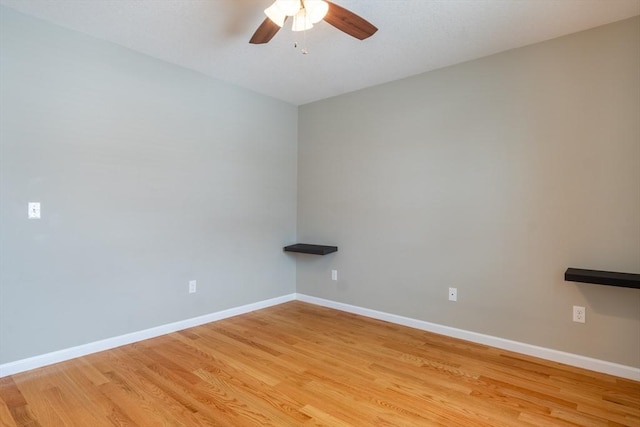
331 270 338 281
189 280 197 294
573 305 585 323
448 287 457 302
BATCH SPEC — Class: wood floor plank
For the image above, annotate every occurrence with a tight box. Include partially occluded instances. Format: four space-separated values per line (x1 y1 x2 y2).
1 301 638 426
166 337 312 423
0 399 18 427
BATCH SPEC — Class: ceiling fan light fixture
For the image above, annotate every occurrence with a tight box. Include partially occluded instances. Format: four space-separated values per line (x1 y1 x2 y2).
264 2 287 27
292 8 313 31
275 0 302 17
304 0 329 24
249 0 378 45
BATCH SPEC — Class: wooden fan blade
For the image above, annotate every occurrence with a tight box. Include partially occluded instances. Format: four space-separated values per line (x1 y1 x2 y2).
324 1 378 40
249 18 282 44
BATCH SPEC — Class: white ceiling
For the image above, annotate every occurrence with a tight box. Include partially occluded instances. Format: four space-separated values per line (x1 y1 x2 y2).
1 0 639 105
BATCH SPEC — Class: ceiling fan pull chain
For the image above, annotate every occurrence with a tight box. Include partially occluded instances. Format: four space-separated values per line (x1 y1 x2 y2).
301 27 308 54
292 29 308 54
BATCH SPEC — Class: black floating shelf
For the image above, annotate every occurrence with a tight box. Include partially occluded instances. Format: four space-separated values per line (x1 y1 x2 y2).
284 244 338 255
565 268 640 289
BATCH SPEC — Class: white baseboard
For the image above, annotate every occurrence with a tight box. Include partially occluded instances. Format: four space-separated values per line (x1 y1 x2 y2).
0 294 296 378
3 292 638 381
295 293 640 381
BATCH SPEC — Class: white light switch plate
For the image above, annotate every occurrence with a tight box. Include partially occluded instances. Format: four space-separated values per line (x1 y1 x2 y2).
28 202 41 219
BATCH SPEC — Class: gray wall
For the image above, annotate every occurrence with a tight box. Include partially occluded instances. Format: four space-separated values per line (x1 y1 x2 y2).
0 7 297 364
298 17 640 367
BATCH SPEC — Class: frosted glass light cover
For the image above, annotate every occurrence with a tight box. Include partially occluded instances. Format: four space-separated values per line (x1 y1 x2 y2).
275 0 302 16
264 2 287 27
292 9 313 31
305 0 329 24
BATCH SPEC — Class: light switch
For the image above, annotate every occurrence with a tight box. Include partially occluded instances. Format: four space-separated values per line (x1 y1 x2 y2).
28 202 41 219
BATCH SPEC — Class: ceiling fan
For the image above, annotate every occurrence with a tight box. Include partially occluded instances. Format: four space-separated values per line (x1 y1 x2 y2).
250 0 378 44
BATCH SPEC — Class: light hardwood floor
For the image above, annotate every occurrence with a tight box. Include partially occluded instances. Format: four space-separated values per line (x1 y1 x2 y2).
1 301 638 426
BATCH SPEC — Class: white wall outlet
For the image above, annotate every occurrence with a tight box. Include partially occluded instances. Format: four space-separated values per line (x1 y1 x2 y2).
331 270 338 281
448 287 457 302
189 280 197 294
573 305 586 323
28 202 41 219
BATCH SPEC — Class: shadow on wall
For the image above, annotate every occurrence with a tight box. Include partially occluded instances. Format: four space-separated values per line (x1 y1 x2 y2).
574 282 640 319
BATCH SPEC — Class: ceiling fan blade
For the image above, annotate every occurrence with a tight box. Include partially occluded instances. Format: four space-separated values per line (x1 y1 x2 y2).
323 1 378 40
249 18 282 44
